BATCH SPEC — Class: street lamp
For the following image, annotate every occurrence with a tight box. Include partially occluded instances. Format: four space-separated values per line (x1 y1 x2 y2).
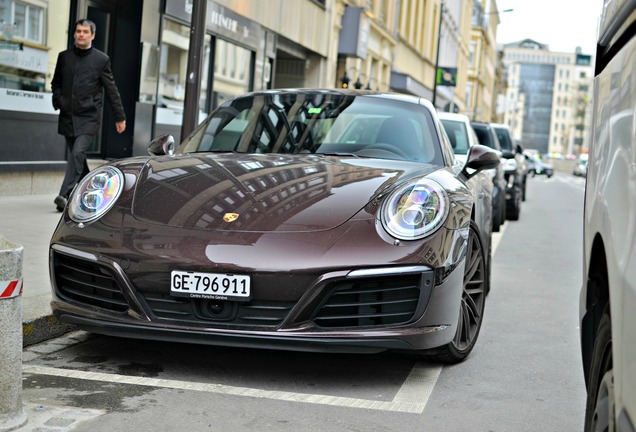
340 66 358 88
432 0 445 108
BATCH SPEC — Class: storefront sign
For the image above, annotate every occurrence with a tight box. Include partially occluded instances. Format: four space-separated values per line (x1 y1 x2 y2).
337 7 369 59
165 0 259 49
0 45 48 74
0 89 56 114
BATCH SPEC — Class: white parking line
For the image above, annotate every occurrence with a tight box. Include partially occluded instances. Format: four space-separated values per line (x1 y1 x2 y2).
492 222 506 256
23 363 441 414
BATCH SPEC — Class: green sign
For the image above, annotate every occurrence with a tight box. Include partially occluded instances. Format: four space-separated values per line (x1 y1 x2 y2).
436 67 457 86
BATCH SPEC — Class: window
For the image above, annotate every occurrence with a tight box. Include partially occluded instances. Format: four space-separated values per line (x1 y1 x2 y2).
213 39 253 110
0 0 45 44
0 0 48 92
159 20 190 107
468 41 476 67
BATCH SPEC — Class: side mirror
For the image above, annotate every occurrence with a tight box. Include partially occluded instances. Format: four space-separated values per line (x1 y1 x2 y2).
148 134 175 156
461 144 500 179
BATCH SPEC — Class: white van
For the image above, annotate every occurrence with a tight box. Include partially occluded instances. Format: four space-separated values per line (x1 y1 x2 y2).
580 0 636 430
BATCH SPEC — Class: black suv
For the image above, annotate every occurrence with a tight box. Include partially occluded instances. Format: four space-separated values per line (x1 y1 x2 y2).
471 121 522 220
491 123 527 217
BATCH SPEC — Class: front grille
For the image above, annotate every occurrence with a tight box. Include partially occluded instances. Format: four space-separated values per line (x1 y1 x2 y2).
313 274 423 328
143 292 294 328
53 252 128 313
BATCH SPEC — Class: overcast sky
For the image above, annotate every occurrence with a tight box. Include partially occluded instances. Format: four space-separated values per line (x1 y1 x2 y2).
495 0 603 55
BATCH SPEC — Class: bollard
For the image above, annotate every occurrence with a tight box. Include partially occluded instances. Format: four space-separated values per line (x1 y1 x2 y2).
0 236 27 431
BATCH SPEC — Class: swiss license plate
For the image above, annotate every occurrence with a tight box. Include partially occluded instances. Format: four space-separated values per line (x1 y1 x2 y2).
170 270 251 301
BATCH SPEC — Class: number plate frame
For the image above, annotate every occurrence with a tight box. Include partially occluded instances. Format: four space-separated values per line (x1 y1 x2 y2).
170 270 251 301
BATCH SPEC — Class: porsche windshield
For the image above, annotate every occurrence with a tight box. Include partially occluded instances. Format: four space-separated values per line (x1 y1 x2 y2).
177 92 442 164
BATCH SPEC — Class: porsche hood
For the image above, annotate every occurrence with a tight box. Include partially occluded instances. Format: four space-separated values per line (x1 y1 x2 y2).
129 153 436 233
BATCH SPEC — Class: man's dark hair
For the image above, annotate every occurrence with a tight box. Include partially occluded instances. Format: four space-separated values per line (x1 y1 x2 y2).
75 19 96 35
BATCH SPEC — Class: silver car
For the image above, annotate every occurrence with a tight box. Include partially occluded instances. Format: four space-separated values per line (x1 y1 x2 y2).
580 1 636 430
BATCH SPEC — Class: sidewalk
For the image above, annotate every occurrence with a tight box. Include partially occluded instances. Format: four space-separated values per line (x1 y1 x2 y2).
1 193 75 346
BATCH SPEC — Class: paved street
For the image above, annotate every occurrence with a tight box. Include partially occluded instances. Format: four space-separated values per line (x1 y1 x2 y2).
0 172 589 431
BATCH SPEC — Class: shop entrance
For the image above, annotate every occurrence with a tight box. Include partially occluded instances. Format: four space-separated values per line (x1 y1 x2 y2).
70 0 142 160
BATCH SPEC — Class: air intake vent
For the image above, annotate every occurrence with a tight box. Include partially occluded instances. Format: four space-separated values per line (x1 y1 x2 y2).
53 252 128 313
314 274 423 328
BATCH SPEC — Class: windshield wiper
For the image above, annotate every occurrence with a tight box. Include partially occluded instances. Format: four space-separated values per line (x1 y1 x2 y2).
316 152 360 158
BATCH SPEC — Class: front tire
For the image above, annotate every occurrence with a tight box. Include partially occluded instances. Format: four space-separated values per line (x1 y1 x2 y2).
584 310 614 432
492 200 503 232
521 176 527 201
507 185 521 221
418 220 487 364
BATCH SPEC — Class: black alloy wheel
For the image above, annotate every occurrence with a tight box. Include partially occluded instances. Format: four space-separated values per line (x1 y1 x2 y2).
584 310 614 432
419 220 487 364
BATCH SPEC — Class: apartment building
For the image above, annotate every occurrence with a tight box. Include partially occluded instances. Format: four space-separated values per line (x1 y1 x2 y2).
500 39 593 156
467 0 501 122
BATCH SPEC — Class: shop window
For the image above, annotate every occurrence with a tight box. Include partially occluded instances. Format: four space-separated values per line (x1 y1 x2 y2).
158 19 189 109
1 0 44 44
212 38 252 110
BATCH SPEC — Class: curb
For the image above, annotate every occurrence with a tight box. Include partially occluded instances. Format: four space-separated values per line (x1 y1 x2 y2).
23 314 75 347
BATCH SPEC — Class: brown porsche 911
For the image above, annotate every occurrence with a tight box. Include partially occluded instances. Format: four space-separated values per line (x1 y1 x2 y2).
50 89 498 364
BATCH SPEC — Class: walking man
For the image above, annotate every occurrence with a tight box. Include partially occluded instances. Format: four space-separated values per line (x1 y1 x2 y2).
51 18 126 212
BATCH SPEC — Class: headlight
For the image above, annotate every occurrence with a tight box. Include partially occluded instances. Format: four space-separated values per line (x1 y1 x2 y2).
503 158 518 172
381 179 449 240
68 166 124 223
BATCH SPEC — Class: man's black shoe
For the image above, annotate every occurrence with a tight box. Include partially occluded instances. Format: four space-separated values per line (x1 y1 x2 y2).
54 195 67 212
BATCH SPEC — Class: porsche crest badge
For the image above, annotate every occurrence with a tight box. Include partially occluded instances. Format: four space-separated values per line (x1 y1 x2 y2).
223 213 239 223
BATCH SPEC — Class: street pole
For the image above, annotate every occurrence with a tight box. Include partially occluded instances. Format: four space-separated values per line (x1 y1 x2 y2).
0 236 27 431
181 0 207 141
432 0 444 108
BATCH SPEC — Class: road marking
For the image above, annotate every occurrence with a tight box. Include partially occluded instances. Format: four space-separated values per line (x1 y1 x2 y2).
23 363 441 414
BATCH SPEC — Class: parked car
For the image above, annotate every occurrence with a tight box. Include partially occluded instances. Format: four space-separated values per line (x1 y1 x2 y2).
491 124 529 203
573 154 588 177
531 160 554 178
439 112 506 232
580 1 636 430
471 121 521 220
49 89 500 364
526 153 554 178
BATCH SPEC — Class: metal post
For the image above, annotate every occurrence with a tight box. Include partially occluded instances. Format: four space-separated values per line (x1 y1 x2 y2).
432 0 444 108
0 236 27 431
181 0 208 141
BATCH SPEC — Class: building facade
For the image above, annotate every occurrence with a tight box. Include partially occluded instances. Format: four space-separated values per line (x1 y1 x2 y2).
467 0 501 122
0 0 505 195
500 39 593 156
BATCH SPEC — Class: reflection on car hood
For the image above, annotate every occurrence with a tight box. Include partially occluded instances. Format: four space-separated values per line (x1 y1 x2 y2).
131 153 437 233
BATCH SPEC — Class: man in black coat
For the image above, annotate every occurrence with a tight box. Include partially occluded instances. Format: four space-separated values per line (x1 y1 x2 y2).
51 18 126 212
